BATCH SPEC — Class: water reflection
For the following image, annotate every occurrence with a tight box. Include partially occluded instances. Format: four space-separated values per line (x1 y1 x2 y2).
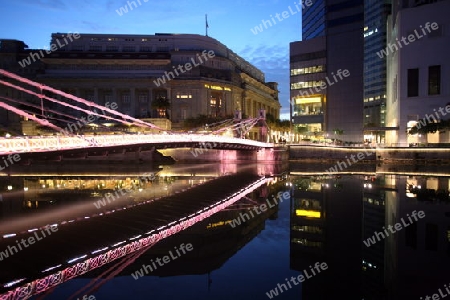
1 161 449 300
289 173 450 300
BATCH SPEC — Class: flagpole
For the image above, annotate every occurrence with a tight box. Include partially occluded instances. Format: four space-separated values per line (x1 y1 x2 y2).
205 14 208 37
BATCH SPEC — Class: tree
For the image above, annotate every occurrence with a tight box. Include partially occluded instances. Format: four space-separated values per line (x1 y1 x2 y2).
151 96 170 118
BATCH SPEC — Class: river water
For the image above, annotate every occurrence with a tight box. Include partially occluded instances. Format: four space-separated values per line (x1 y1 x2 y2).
0 161 449 300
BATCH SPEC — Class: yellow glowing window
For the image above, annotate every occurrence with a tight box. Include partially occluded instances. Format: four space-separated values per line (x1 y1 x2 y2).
297 97 321 104
295 209 321 218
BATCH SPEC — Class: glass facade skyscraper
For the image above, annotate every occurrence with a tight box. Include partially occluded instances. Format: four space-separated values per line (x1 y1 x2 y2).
302 0 326 40
363 0 391 143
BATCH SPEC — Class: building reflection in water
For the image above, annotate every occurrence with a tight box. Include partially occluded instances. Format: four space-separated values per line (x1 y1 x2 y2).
289 173 450 300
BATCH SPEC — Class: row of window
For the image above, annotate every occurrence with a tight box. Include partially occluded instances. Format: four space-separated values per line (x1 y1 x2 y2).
290 65 325 76
48 64 166 70
67 45 170 52
407 65 441 97
88 37 153 42
291 80 325 90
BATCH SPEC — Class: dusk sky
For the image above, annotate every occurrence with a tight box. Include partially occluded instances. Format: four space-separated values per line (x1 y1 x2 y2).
0 0 304 119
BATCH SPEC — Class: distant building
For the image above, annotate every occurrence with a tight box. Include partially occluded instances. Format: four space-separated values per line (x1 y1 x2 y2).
385 0 450 145
363 0 392 144
0 33 280 140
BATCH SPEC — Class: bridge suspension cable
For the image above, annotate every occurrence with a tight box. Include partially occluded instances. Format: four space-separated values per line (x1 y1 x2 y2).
0 69 165 131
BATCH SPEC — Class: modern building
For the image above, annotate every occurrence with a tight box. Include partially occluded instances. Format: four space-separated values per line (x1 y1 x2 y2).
385 0 450 145
290 0 364 143
290 36 326 136
363 0 392 143
0 33 280 140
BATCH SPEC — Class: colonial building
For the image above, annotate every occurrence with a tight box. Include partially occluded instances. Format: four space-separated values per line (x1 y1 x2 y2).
1 33 280 140
42 33 280 131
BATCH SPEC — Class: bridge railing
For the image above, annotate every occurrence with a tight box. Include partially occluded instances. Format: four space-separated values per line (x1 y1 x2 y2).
0 134 274 154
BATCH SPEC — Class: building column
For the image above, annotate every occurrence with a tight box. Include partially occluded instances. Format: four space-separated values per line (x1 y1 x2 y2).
130 88 136 117
93 87 99 105
112 88 119 113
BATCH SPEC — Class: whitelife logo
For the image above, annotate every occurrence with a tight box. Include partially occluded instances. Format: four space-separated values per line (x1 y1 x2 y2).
190 141 218 157
18 33 80 67
0 154 21 171
265 262 328 298
93 173 155 209
250 0 313 35
420 282 450 300
0 225 58 261
325 144 376 173
363 210 425 247
229 191 290 228
376 22 439 58
153 50 215 87
290 69 350 108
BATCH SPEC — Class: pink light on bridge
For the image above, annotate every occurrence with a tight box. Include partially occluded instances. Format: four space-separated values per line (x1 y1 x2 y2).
0 177 270 300
0 101 63 132
0 69 161 130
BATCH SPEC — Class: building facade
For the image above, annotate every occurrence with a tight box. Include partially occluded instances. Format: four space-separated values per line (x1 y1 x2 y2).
290 37 327 136
385 0 450 145
290 0 364 143
363 0 392 143
1 33 280 139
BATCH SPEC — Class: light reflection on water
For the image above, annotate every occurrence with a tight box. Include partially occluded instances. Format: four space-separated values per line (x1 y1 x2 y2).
0 162 448 300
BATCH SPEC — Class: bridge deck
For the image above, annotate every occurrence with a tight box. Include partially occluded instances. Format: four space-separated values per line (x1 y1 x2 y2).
0 134 273 155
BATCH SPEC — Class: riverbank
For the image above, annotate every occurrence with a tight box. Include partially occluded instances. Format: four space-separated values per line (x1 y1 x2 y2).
289 144 450 164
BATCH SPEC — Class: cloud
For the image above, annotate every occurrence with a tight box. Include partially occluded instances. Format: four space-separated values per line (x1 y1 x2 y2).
80 21 121 32
238 44 289 70
237 44 290 112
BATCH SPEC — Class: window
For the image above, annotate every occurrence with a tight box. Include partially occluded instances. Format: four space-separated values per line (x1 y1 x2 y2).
72 45 84 51
407 68 419 97
106 46 119 52
138 94 148 103
428 65 441 95
104 94 112 103
290 65 325 76
122 94 130 103
176 93 192 99
140 46 152 52
291 80 325 90
89 45 102 52
156 46 169 52
123 46 135 52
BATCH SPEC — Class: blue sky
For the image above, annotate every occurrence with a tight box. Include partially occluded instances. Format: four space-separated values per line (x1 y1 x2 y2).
0 0 303 119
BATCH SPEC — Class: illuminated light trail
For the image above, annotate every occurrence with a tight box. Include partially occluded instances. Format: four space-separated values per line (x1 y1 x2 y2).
0 95 91 124
0 177 269 300
0 79 135 128
0 69 265 136
0 134 272 155
0 69 162 130
0 101 64 132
